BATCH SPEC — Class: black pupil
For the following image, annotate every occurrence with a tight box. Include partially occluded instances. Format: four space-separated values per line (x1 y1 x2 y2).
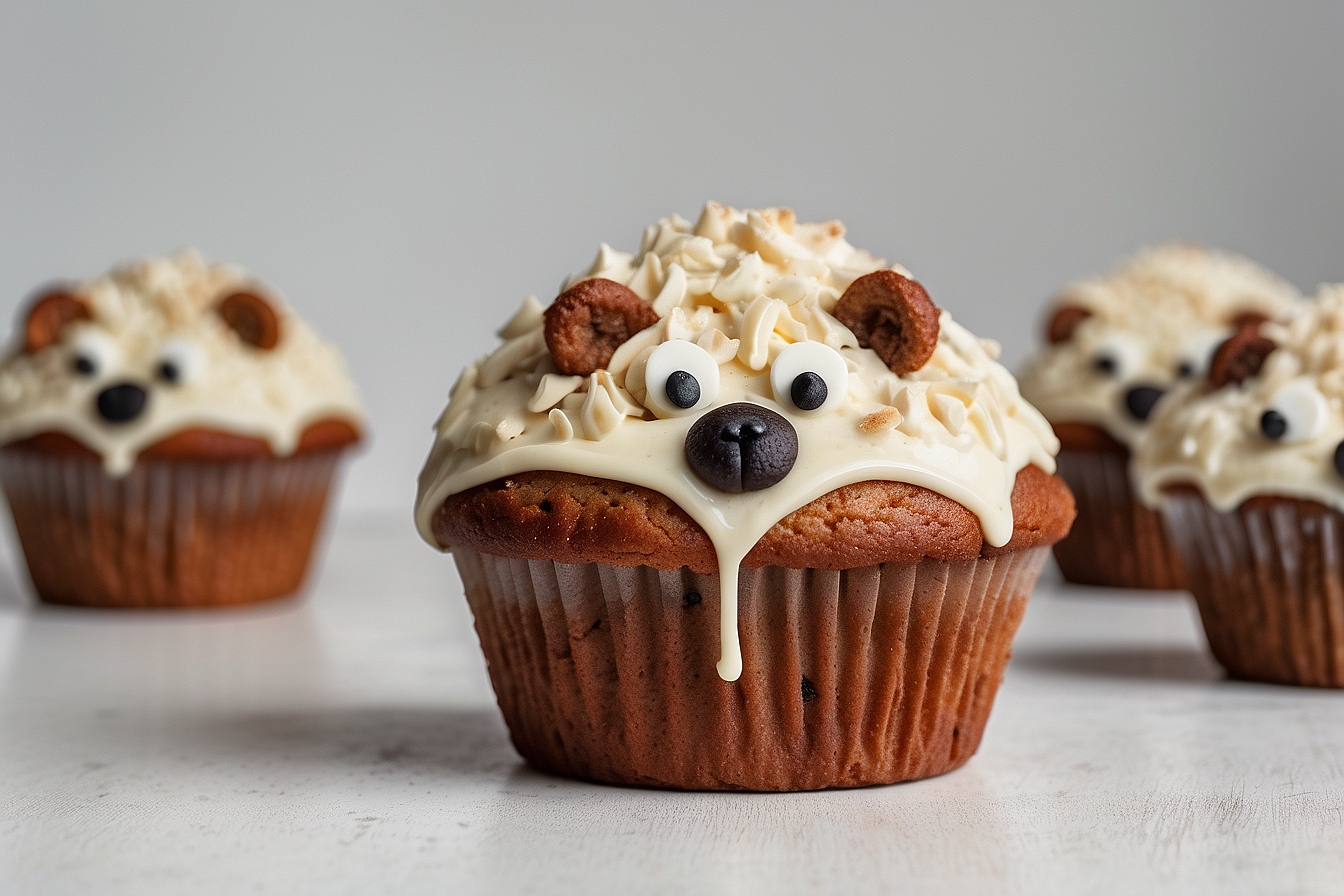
665 370 700 409
1177 361 1196 378
791 372 828 411
159 360 180 383
1094 355 1118 375
1261 409 1288 440
73 355 96 376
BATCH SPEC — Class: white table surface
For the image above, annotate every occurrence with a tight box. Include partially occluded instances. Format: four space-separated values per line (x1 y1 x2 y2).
2 513 1342 895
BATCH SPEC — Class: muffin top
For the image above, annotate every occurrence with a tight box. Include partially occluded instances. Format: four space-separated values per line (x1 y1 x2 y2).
415 202 1063 680
0 250 364 475
1136 284 1344 511
1017 244 1299 449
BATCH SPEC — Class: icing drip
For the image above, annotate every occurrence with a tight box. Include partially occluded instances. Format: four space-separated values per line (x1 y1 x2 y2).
416 203 1059 681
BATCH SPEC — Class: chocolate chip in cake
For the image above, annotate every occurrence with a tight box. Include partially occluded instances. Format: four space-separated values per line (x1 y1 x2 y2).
801 675 818 704
682 590 702 609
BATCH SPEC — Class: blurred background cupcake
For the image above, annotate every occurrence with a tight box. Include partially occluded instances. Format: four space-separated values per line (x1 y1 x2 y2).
1017 245 1299 589
1136 285 1344 687
0 250 364 608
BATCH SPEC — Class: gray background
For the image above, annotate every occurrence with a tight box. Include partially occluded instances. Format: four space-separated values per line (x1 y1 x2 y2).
1 1 1339 514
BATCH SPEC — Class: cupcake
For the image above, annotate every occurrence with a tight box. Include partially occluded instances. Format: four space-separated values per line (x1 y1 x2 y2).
1017 244 1299 589
415 203 1074 790
0 250 364 608
1136 285 1344 687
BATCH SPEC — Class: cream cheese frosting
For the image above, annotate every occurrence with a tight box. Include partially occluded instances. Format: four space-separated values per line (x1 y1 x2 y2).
0 249 364 475
1018 244 1300 448
415 202 1059 681
1136 284 1344 512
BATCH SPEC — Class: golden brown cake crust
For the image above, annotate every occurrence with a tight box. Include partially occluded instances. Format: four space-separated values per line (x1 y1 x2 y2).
433 465 1075 573
3 418 361 461
1051 420 1128 453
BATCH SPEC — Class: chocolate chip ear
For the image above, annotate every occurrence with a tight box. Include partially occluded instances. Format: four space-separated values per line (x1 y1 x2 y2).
832 270 939 376
1229 310 1270 331
543 278 659 376
23 288 91 354
217 291 281 350
1208 325 1276 389
1045 304 1092 344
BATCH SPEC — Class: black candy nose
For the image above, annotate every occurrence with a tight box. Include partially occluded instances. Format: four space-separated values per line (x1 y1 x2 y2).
1124 385 1165 422
685 403 798 493
96 382 148 423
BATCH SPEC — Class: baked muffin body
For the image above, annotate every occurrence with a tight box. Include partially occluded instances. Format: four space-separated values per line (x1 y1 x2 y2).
417 204 1073 789
1136 285 1344 687
1019 244 1299 589
0 251 364 608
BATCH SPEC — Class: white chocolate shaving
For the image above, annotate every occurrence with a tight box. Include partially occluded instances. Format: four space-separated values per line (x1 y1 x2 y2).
498 296 545 340
549 408 574 443
528 373 584 414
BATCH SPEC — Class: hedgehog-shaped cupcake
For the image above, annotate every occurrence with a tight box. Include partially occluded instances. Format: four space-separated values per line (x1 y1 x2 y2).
1136 285 1344 687
416 204 1073 790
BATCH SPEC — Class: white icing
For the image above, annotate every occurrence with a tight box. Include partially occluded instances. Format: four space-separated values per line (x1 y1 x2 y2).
1136 284 1344 512
1018 244 1300 448
0 250 364 474
415 203 1059 681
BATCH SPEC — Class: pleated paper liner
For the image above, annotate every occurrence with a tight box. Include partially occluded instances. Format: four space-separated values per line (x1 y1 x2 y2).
1162 490 1344 688
0 447 344 608
452 544 1050 791
1052 447 1187 590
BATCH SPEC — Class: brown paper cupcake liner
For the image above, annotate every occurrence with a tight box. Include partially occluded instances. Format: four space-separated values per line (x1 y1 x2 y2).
452 544 1049 791
0 448 343 608
1162 492 1344 687
1052 447 1187 590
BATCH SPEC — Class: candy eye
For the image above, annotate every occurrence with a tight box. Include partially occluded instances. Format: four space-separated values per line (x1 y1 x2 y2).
69 331 119 379
1260 380 1326 443
1090 334 1143 381
155 339 203 386
770 342 847 414
644 340 719 418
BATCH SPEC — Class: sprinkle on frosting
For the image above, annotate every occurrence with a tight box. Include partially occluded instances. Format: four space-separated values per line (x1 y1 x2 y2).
0 250 364 475
415 202 1059 681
